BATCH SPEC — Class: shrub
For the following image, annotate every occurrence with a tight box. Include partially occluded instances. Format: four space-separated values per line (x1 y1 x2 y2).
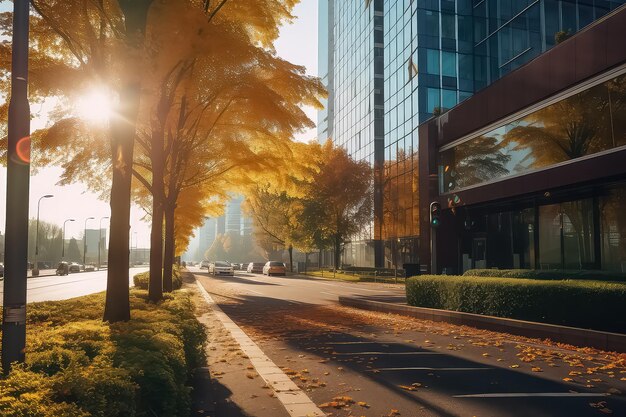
133 268 182 290
0 289 206 417
463 268 626 282
406 275 626 333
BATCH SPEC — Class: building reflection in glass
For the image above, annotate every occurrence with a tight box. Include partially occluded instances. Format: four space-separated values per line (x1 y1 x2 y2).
440 72 626 193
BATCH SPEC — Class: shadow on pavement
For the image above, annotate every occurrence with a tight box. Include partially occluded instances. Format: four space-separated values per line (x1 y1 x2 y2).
192 367 253 417
213 293 626 417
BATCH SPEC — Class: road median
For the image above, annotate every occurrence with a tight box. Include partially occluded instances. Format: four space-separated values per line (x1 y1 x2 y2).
338 295 626 353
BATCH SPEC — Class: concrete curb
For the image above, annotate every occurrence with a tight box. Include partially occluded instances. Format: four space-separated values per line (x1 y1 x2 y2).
338 296 626 353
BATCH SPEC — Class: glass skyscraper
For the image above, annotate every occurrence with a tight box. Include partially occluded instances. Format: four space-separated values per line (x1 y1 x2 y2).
319 0 626 268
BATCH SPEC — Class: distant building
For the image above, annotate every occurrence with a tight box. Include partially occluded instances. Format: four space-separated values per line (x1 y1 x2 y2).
84 228 106 263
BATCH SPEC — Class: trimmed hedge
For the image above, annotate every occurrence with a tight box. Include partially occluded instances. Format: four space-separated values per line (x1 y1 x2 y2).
0 288 206 417
406 275 626 333
463 268 626 282
133 267 183 290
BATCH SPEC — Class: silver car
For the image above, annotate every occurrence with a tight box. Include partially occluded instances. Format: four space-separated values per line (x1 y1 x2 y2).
209 261 234 276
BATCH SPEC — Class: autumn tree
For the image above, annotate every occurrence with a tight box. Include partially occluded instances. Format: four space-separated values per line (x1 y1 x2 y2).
301 142 373 269
1 0 323 312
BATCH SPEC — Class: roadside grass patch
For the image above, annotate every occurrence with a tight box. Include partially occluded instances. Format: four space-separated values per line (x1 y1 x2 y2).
406 275 626 333
0 288 206 417
133 267 183 290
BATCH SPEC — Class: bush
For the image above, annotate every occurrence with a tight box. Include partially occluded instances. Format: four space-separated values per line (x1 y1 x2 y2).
463 268 626 282
0 289 207 417
133 267 182 290
406 275 626 333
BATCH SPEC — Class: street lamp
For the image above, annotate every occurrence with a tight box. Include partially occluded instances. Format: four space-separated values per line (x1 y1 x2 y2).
98 216 109 270
83 217 95 269
62 218 75 258
33 194 54 275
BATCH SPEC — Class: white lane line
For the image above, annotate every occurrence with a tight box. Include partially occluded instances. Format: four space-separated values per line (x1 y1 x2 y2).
247 289 263 295
334 351 443 355
196 281 325 417
454 393 609 398
371 367 492 371
320 291 338 296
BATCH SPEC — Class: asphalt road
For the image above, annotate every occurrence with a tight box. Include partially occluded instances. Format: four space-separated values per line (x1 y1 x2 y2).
0 267 148 304
194 267 626 417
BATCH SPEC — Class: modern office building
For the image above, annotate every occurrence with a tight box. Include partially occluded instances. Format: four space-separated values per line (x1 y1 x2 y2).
319 0 626 270
420 8 626 274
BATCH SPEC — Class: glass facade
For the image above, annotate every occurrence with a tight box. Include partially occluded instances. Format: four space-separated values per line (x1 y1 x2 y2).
440 70 626 193
319 0 626 268
329 0 385 267
460 183 626 272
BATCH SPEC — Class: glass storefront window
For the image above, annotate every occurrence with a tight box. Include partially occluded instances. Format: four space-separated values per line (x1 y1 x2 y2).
439 72 626 193
601 185 626 272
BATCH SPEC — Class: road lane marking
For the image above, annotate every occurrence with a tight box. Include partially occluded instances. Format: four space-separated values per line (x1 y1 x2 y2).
371 367 492 371
334 351 443 355
246 288 263 295
196 281 325 417
320 291 338 296
454 393 609 398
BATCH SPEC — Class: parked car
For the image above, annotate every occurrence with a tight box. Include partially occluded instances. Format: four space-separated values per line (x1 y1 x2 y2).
209 261 234 276
247 262 265 273
263 261 286 276
200 260 210 269
69 263 81 273
85 263 96 272
56 262 69 276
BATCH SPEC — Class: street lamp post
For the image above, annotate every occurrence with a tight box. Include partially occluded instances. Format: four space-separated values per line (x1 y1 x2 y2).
62 219 75 258
33 194 54 276
98 217 109 270
83 217 95 269
2 0 32 373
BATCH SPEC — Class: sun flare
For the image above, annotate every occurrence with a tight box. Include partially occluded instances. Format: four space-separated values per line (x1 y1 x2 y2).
76 88 114 124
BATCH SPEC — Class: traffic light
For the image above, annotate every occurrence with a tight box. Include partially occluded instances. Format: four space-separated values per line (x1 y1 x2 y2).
430 202 441 228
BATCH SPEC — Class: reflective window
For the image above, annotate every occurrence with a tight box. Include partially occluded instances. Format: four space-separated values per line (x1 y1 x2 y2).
427 88 441 113
442 51 457 77
426 49 440 75
600 185 626 272
439 72 626 192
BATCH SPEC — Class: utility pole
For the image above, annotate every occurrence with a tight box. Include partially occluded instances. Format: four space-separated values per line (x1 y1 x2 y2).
2 0 31 373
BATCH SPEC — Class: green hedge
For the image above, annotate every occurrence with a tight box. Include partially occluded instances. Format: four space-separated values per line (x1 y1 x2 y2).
133 267 183 290
463 268 626 282
0 288 206 417
406 275 626 333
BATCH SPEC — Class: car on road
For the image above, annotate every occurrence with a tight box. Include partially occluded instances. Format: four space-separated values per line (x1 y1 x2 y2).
209 261 234 276
69 263 81 273
247 262 265 273
200 260 210 269
263 261 286 276
56 262 69 276
85 263 96 272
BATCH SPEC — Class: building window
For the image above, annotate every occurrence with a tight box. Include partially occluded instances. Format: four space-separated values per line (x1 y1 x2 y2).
426 49 440 75
442 51 457 77
427 88 440 113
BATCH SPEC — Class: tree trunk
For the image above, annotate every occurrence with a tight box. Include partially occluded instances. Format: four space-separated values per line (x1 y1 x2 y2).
103 0 153 322
288 244 293 272
103 83 139 322
334 236 341 271
163 202 175 292
149 198 164 302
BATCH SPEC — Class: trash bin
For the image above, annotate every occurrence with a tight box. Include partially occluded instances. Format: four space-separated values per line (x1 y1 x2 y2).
403 263 420 278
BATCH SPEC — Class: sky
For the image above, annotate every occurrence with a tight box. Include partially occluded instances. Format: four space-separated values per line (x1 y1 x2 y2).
0 1 318 248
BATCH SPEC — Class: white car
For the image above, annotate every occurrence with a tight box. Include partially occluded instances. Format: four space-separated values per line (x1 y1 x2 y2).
209 261 234 276
200 260 209 269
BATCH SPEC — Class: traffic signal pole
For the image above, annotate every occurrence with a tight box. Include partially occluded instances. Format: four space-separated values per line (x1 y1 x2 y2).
2 0 31 373
429 202 441 275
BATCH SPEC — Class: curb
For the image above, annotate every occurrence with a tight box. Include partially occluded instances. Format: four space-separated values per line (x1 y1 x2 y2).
338 296 626 353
